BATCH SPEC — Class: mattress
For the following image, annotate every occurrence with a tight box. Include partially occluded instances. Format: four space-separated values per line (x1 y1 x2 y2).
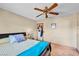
0 39 39 56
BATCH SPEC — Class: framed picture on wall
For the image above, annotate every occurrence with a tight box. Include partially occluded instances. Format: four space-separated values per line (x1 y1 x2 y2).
51 23 56 29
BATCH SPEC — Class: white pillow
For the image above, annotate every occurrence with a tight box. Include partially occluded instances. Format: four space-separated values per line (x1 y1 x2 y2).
0 38 9 44
14 34 25 42
9 35 17 43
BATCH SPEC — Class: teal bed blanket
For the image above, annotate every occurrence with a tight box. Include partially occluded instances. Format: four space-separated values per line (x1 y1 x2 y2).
17 41 49 56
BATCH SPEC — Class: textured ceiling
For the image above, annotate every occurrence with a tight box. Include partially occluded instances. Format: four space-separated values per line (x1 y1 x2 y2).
0 3 79 20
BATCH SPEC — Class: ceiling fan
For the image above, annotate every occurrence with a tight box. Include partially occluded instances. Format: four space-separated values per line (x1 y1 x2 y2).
34 3 59 18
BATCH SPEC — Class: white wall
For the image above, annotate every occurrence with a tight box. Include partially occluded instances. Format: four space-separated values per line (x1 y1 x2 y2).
0 9 37 38
37 14 78 48
77 13 79 51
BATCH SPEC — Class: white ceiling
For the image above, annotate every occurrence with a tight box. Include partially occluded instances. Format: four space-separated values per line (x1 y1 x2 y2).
0 3 79 20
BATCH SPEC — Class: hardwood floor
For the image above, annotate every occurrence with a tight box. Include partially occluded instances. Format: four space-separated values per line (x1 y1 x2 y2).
51 43 79 56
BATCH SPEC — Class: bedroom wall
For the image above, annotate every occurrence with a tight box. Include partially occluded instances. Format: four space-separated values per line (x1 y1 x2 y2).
77 13 79 51
0 9 37 38
37 14 78 48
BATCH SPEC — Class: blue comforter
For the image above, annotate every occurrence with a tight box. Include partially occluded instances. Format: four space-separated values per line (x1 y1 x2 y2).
17 41 49 56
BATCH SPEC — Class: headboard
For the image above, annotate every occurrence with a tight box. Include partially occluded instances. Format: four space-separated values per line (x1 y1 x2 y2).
0 32 26 39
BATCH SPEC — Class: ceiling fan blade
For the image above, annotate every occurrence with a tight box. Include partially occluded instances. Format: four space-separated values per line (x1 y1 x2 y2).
36 13 44 17
49 12 59 15
47 3 58 11
34 8 44 12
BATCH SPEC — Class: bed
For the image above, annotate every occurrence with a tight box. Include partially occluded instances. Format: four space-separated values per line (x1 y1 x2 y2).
0 32 51 56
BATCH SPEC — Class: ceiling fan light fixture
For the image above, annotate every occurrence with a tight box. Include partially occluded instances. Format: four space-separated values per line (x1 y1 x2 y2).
34 3 59 19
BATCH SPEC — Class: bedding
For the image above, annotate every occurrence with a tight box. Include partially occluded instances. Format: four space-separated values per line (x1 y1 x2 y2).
9 34 26 43
0 32 51 56
17 41 49 56
0 38 9 44
0 39 50 56
0 39 39 56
